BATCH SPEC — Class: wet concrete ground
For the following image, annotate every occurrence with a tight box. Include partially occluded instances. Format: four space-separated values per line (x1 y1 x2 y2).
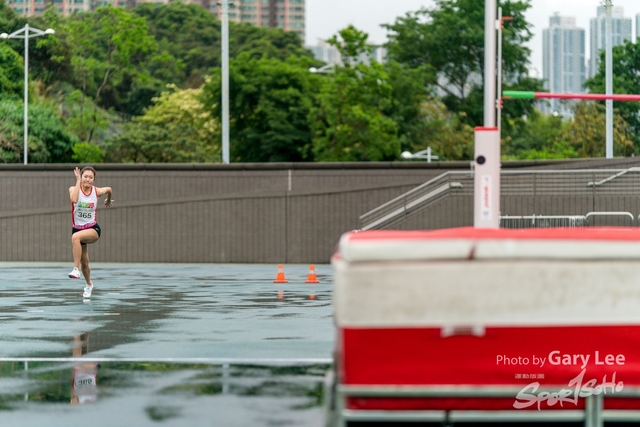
0 263 334 426
0 362 329 427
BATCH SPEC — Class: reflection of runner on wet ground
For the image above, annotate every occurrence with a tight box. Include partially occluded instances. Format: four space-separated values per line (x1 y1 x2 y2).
1 361 330 427
71 332 98 405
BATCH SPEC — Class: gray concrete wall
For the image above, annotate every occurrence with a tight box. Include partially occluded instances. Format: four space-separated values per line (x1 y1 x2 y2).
2 159 640 264
0 163 449 264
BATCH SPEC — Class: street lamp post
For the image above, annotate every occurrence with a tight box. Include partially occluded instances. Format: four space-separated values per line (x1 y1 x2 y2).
221 0 230 164
401 147 439 163
309 64 334 74
0 25 55 165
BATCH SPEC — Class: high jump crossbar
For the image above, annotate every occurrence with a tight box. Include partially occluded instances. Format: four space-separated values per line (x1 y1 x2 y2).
503 91 640 102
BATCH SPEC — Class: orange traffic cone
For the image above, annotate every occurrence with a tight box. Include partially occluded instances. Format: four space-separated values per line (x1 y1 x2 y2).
273 264 288 283
305 264 320 283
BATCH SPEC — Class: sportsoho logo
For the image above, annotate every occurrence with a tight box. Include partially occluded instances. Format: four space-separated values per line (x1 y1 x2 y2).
514 368 623 410
497 350 626 410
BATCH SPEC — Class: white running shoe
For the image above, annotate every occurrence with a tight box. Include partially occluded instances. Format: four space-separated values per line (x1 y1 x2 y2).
83 285 93 299
69 268 81 279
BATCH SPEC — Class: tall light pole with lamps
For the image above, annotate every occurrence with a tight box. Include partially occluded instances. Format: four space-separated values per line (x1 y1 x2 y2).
1 24 55 165
221 0 230 164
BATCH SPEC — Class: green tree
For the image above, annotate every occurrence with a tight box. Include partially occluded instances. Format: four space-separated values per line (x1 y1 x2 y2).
72 141 103 163
384 61 435 153
310 66 400 161
584 39 640 149
0 97 77 163
309 26 400 162
134 2 217 88
228 21 315 63
134 3 315 95
384 0 541 126
500 76 546 135
0 0 14 25
62 88 110 144
501 109 573 159
557 102 634 158
59 6 157 142
419 98 474 161
0 45 23 96
326 24 371 64
202 53 320 162
139 84 216 136
19 8 74 88
26 6 171 117
105 84 217 162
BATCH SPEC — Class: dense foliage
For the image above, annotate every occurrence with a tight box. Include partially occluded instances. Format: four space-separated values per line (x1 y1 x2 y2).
384 0 543 128
585 39 640 152
0 0 630 163
0 96 78 163
105 84 217 162
202 54 319 162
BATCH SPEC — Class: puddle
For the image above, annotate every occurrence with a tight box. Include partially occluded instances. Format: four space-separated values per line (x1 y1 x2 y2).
0 361 330 426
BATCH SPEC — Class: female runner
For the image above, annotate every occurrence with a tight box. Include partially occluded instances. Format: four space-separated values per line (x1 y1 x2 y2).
69 166 113 298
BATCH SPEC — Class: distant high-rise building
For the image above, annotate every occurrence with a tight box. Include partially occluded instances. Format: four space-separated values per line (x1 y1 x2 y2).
308 40 342 66
636 13 640 41
307 40 387 68
542 13 586 118
6 0 139 19
213 0 305 42
369 46 388 64
6 0 305 42
5 0 93 16
589 6 632 77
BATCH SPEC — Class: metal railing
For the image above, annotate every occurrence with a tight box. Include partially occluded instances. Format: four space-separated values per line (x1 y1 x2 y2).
586 211 635 226
500 215 589 228
330 384 640 427
587 167 640 187
360 168 640 230
359 171 470 230
500 212 636 228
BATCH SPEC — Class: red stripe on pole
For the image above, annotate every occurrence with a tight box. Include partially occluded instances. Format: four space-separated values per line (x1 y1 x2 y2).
534 93 640 101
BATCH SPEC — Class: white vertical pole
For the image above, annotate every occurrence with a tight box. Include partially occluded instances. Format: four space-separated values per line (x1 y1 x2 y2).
605 0 614 159
221 0 230 164
477 0 500 229
222 363 229 394
474 128 501 228
24 360 28 401
497 7 502 133
484 0 497 127
24 24 29 166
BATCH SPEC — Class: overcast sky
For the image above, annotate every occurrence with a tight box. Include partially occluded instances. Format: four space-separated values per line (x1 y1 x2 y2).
306 0 640 75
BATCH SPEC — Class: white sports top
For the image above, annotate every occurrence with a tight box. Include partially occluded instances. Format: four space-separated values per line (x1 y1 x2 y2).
72 366 98 404
72 186 98 229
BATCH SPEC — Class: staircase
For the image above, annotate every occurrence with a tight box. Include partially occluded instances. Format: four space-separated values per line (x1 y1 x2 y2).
359 168 640 230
